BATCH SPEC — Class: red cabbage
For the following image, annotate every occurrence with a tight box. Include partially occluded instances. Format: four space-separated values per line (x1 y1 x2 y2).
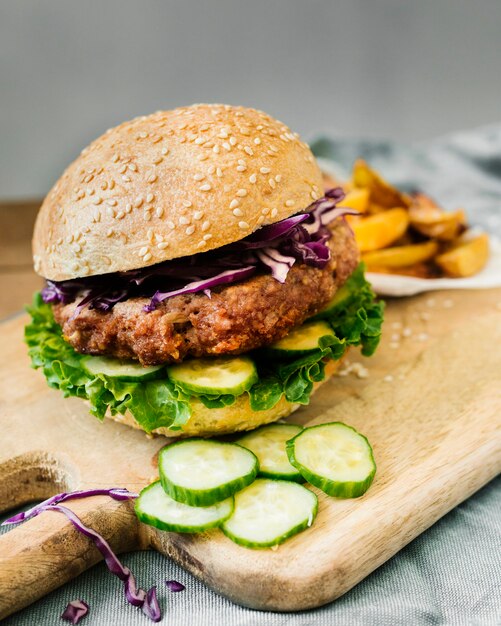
61 599 89 624
41 188 357 313
2 488 138 525
3 490 161 622
165 580 185 592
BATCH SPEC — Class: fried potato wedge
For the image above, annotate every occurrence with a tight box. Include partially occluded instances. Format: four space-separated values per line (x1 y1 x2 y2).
351 208 410 252
362 240 438 269
339 187 370 213
353 159 411 208
435 233 489 277
409 198 466 241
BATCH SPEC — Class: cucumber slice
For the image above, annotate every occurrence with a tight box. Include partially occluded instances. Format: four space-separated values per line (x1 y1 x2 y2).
135 481 233 533
82 355 163 381
237 423 304 482
267 321 335 357
221 478 318 548
159 439 259 506
286 422 376 498
309 283 353 321
167 356 258 396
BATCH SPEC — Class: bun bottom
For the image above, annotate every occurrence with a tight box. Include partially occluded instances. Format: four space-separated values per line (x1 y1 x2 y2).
107 358 344 438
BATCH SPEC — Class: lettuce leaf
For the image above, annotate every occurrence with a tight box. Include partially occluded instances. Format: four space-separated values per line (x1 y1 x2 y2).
25 264 384 432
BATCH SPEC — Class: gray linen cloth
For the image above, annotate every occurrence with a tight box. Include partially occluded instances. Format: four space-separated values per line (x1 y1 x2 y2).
2 126 500 625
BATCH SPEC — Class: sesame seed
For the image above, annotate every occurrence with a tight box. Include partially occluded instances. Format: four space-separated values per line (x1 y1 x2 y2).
249 174 257 184
230 199 240 209
202 220 211 231
186 225 195 235
129 163 138 172
116 211 125 220
244 146 254 156
199 184 212 191
213 145 220 154
143 252 152 262
161 147 169 155
157 242 169 250
198 154 209 161
254 138 261 145
109 180 115 189
384 375 394 383
257 216 265 225
106 207 116 218
93 197 103 205
106 229 114 237
125 203 132 213
269 178 276 189
216 167 223 177
270 208 278 218
194 137 205 145
179 216 190 225
203 233 213 241
107 198 117 206
402 328 412 337
389 342 400 349
222 142 231 151
152 156 163 164
310 191 318 200
167 220 175 229
270 145 279 152
147 174 158 183
262 207 270 215
236 165 247 172
285 199 295 207
112 153 120 163
233 208 243 217
134 196 144 208
118 164 127 174
238 221 250 230
156 207 164 218
275 175 282 182
182 200 193 208
143 212 152 221
208 165 216 174
197 240 207 249
260 167 271 174
122 175 131 182
139 246 149 256
229 136 237 146
417 332 429 342
193 173 205 181
146 193 154 203
236 189 248 197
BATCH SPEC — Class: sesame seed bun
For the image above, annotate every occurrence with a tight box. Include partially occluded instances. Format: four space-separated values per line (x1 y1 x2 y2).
107 358 342 438
33 104 324 281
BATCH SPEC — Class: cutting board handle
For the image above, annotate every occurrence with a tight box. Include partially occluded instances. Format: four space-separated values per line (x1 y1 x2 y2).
0 497 141 620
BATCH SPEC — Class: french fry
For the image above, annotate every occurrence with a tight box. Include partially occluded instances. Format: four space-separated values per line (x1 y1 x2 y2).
409 195 466 241
435 233 489 277
339 188 370 213
352 159 411 209
362 240 438 269
351 208 410 252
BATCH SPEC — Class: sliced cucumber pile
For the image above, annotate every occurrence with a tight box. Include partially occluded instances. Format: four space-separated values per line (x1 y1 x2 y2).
135 420 376 548
287 422 376 498
135 481 233 533
266 321 336 357
158 439 258 506
167 356 258 396
221 479 318 548
237 423 304 482
82 356 163 381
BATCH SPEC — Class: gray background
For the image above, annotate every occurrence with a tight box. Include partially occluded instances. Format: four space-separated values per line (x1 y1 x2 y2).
1 0 501 198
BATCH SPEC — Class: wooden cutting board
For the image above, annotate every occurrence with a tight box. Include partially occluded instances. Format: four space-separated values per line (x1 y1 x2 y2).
1 289 500 619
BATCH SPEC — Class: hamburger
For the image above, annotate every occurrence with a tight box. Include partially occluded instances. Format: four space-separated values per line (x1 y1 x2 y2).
26 104 383 437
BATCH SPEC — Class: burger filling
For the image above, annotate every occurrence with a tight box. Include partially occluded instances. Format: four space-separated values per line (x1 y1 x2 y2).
26 189 384 432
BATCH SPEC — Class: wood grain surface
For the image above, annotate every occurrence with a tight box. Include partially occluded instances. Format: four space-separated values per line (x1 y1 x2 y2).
0 285 500 619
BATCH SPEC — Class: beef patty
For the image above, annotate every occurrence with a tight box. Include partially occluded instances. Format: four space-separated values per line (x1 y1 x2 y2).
53 221 358 365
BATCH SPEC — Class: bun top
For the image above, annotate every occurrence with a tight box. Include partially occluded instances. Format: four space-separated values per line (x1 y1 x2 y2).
33 104 324 280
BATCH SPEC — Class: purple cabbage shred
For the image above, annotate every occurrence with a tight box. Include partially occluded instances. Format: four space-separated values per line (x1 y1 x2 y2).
41 187 357 314
3 490 161 623
165 580 185 592
61 599 89 624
